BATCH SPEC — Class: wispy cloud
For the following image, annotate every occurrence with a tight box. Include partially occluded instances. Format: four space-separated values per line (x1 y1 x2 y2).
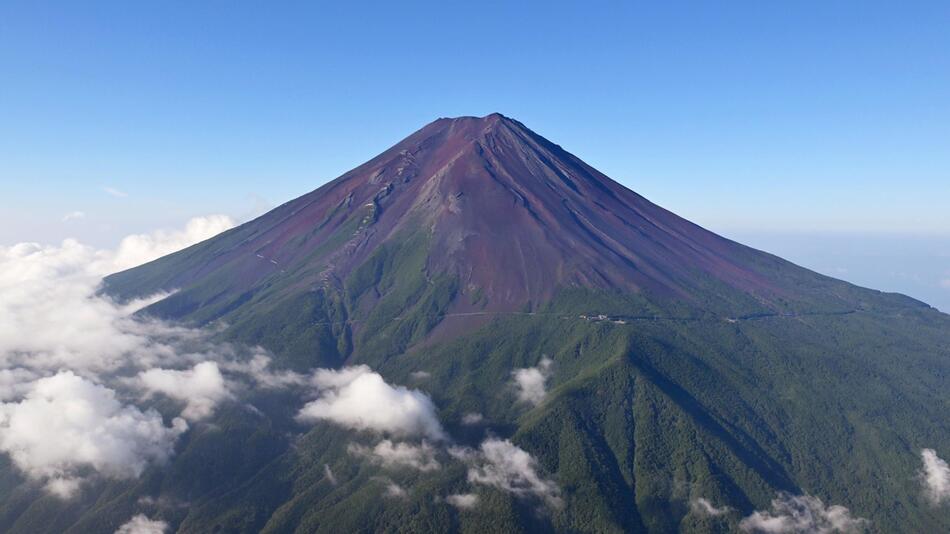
323 464 338 486
738 492 869 533
61 211 86 222
691 497 732 517
219 353 310 390
371 476 408 499
464 438 562 509
348 440 441 472
102 186 128 198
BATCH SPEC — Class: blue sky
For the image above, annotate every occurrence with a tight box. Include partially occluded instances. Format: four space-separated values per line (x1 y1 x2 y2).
1 1 948 307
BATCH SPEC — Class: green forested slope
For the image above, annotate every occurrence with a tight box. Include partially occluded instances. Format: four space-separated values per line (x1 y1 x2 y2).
4 276 949 532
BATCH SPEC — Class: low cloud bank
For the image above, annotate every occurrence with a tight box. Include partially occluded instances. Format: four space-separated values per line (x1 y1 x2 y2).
1 215 462 502
512 357 553 406
111 214 234 271
0 239 164 374
0 215 234 375
920 448 950 505
738 492 869 533
0 216 234 497
297 366 446 440
0 372 186 497
0 223 449 498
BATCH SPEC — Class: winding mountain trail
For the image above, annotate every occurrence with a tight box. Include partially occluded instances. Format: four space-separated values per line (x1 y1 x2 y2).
307 308 864 328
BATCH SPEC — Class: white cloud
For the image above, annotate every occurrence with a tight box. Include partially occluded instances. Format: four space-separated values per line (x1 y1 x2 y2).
103 186 129 198
111 214 234 271
297 366 446 440
0 215 235 375
466 438 562 509
138 362 232 420
46 477 83 499
445 493 479 509
512 357 553 406
461 412 484 425
384 481 408 499
62 211 86 222
0 239 145 373
691 497 732 517
738 493 869 533
409 371 430 380
348 440 440 472
115 514 168 534
920 448 950 505
0 372 187 498
939 278 950 290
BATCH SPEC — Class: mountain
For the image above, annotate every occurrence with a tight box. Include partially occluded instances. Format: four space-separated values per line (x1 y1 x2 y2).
104 114 914 369
110 112 790 309
9 115 950 533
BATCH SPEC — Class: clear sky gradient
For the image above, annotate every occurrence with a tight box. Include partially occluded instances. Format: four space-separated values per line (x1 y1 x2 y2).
1 1 948 308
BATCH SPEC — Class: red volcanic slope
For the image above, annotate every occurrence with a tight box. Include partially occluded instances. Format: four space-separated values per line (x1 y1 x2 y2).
108 114 861 317
243 114 775 303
